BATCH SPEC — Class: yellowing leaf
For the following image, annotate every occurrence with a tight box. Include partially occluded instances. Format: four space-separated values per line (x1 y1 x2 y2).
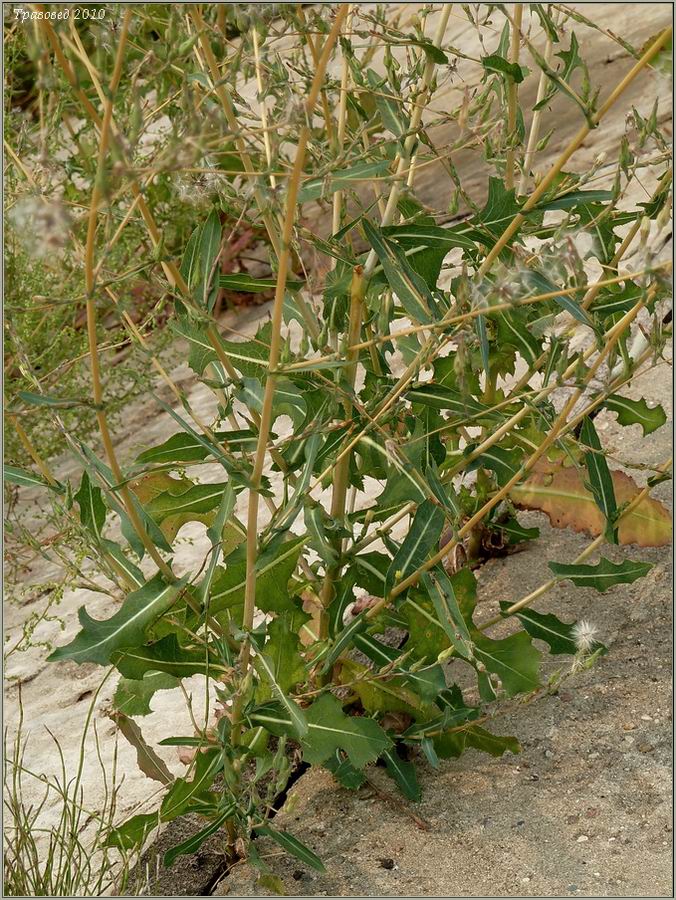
510 460 671 547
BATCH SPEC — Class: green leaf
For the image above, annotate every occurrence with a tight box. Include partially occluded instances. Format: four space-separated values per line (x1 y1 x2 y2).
100 540 145 587
320 612 369 672
323 750 366 790
135 430 256 465
17 390 87 410
180 223 201 287
473 177 521 241
422 568 473 658
498 517 539 545
339 658 433 721
481 53 525 82
74 470 106 540
410 38 448 64
473 445 523 487
385 500 445 595
304 503 340 566
302 694 391 769
580 416 618 543
603 395 667 436
533 31 586 114
200 483 236 606
105 812 160 850
381 223 477 254
407 384 496 422
111 635 218 679
472 631 541 697
382 748 421 801
499 603 606 656
403 568 477 661
465 726 521 757
494 310 540 365
112 712 175 786
535 189 613 211
577 203 618 265
254 826 325 873
48 574 187 666
210 537 304 617
524 270 594 326
352 632 445 701
113 672 179 716
145 481 231 540
198 208 222 308
170 318 219 376
218 273 304 293
257 617 306 699
363 219 436 324
402 592 449 661
3 465 60 492
590 281 643 319
151 397 247 481
298 159 391 203
509 606 566 646
165 807 236 868
247 696 391 767
548 557 652 592
366 69 407 137
253 651 308 739
160 749 222 822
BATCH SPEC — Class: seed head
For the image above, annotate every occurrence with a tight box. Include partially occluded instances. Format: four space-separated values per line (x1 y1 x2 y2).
572 619 598 654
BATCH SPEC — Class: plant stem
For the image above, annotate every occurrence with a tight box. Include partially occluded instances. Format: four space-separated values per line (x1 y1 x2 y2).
478 25 672 276
82 13 172 581
332 6 352 242
363 5 452 277
518 6 559 194
281 266 668 368
365 290 650 616
231 5 349 744
9 415 138 591
318 266 365 637
505 4 523 191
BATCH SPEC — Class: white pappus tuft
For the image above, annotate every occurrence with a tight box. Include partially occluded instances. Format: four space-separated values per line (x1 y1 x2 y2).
572 619 599 654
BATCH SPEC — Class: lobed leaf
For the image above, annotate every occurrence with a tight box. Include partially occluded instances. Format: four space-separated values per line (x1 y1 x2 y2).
510 460 671 547
603 394 667 436
548 556 652 592
49 574 188 666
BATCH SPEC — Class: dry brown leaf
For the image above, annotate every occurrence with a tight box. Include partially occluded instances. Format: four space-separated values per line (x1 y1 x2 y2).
510 460 671 547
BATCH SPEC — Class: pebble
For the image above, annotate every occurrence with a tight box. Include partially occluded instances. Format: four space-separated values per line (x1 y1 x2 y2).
378 858 396 871
577 835 589 843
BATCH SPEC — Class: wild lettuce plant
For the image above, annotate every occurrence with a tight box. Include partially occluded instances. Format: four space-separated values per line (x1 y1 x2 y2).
6 3 672 881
